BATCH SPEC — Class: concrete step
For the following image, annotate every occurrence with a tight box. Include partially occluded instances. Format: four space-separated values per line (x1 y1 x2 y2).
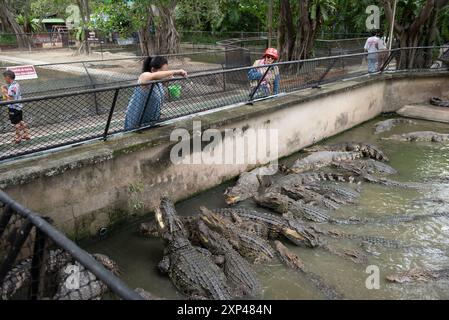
397 104 449 124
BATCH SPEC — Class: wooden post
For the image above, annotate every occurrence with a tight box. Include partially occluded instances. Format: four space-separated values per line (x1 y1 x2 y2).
388 0 398 51
268 0 273 48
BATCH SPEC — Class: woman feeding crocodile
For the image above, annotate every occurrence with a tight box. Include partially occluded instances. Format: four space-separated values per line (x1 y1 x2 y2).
124 56 188 130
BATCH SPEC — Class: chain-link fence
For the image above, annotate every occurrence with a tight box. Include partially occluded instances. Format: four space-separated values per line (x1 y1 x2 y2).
0 47 447 162
0 190 143 300
0 51 229 99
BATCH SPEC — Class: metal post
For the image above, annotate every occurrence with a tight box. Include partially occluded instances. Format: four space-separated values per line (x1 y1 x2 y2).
28 224 49 300
138 83 156 127
0 220 33 283
103 88 120 141
313 58 337 89
82 62 100 115
380 50 397 72
0 190 143 300
0 205 14 238
248 65 273 102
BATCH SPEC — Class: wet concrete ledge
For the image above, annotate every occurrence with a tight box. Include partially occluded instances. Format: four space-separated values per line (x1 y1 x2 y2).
0 71 447 239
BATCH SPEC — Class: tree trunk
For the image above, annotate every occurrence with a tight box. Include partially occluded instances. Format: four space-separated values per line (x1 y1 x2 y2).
76 0 91 55
0 0 31 49
278 0 295 61
156 1 180 54
138 11 157 56
291 0 319 61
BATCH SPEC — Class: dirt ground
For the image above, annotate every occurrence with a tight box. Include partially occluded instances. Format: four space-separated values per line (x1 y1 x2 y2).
2 48 136 64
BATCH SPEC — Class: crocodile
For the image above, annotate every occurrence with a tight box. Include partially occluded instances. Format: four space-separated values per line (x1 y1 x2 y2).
254 192 368 225
195 220 263 298
430 97 449 108
302 182 361 205
211 208 320 248
224 165 279 205
281 184 341 210
273 241 345 300
330 159 398 176
53 254 120 300
199 207 277 264
0 249 72 300
304 142 389 162
374 118 417 134
154 197 233 300
261 171 359 196
383 131 449 142
289 151 363 174
314 228 407 249
386 268 449 283
135 288 160 300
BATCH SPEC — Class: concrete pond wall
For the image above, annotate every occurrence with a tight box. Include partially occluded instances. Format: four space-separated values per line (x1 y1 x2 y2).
0 71 448 239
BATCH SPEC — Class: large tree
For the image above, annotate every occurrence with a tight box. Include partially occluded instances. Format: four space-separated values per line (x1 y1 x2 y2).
0 0 31 48
91 0 180 55
278 0 336 61
382 0 449 68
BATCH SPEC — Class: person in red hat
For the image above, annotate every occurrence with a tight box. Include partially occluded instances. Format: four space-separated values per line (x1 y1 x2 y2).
248 48 281 98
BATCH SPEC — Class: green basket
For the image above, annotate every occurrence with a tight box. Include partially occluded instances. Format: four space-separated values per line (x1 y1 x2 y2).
168 84 182 100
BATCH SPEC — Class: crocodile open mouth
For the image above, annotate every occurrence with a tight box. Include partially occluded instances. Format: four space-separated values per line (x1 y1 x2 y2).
225 195 240 205
155 207 165 230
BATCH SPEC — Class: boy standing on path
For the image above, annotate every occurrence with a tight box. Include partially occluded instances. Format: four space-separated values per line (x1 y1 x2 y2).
2 70 31 144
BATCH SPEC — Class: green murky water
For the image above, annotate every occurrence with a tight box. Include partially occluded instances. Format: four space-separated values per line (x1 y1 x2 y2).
85 115 449 300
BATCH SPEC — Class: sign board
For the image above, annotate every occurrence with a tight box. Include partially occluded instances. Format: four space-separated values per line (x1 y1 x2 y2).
6 65 38 81
88 31 99 42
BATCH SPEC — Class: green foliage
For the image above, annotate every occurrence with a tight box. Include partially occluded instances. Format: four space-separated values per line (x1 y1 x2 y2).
439 6 449 42
89 0 134 36
30 0 73 19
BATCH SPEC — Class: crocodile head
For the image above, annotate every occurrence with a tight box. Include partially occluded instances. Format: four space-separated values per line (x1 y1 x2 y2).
199 207 231 233
92 254 121 276
283 219 320 248
381 134 404 142
196 219 224 251
254 192 291 214
155 197 187 239
224 172 265 205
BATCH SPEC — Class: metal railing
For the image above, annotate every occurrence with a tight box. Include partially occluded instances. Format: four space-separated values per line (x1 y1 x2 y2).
0 190 143 300
0 47 447 163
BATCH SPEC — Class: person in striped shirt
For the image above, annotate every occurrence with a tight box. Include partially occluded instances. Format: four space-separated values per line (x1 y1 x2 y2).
2 70 31 144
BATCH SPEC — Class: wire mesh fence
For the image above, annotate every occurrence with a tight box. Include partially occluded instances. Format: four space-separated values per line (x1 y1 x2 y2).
0 47 447 162
0 50 229 99
0 191 143 300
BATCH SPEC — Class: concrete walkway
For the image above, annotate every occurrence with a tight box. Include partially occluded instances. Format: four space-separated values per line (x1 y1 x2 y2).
397 104 449 124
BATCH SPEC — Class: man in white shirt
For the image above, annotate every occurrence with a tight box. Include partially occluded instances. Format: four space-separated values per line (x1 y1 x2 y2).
364 30 381 73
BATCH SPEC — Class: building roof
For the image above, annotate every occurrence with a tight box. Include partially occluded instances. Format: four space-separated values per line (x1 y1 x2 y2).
32 18 66 24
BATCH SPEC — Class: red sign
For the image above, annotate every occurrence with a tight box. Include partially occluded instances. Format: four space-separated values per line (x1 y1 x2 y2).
6 65 38 81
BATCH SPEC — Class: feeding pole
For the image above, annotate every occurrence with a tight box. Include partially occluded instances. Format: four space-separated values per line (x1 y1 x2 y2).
388 0 398 51
267 0 273 47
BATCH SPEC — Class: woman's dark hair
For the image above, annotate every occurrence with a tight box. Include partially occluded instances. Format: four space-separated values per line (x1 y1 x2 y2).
142 56 168 73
